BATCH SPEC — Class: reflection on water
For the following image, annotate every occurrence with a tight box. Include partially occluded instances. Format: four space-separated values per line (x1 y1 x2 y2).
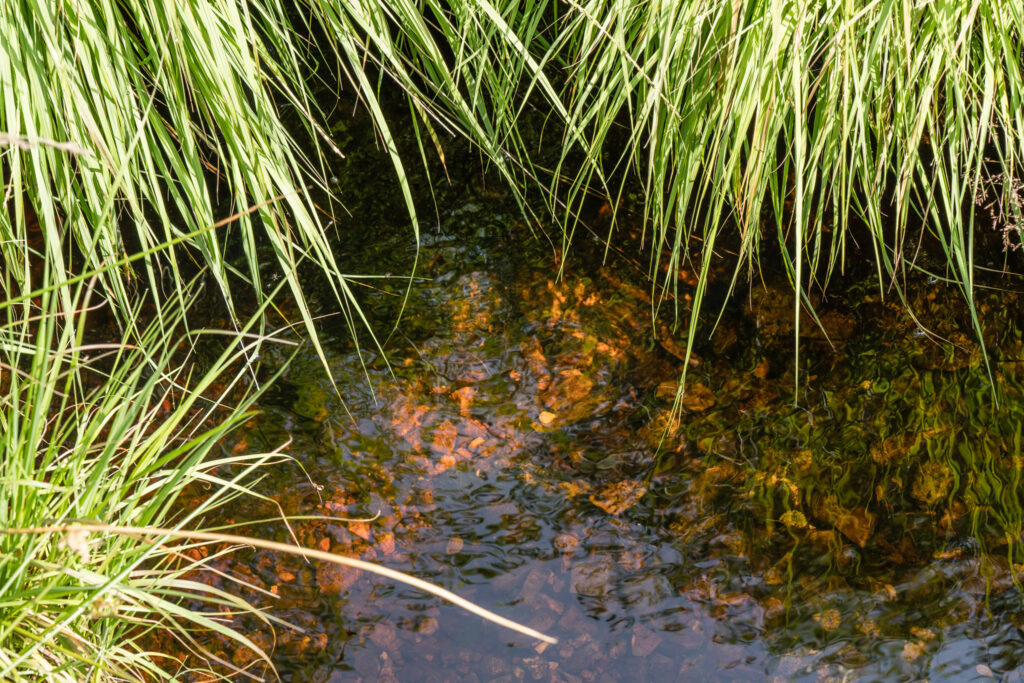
215 197 1024 682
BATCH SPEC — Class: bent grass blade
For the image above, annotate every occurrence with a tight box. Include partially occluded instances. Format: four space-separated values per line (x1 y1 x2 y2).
2 524 559 646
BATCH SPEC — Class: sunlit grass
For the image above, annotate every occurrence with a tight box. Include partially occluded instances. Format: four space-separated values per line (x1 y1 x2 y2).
373 1 1024 388
0 272 289 680
537 0 1024 385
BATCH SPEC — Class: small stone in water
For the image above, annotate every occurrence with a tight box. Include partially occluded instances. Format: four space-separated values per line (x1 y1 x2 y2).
416 616 439 635
316 563 357 595
377 532 396 555
538 411 557 425
631 623 662 656
813 609 841 632
349 521 372 541
553 532 580 554
446 536 464 554
588 480 647 515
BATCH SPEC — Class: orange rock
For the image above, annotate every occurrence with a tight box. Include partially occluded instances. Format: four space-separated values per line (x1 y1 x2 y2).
681 383 716 412
348 521 371 541
316 563 357 596
433 420 458 453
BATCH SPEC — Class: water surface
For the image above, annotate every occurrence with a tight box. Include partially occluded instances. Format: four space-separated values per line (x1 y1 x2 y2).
215 191 1024 682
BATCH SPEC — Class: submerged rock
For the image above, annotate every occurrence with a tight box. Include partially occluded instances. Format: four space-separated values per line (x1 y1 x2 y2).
588 480 648 515
911 460 955 506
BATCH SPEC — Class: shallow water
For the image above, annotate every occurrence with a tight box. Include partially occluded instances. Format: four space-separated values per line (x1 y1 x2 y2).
204 187 1024 683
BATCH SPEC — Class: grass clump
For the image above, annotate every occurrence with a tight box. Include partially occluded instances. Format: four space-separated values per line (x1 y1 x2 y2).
418 1 1024 381
0 273 288 680
552 0 1024 367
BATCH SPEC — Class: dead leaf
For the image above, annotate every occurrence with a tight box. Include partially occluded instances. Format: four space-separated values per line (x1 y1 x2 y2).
349 521 372 541
539 411 557 425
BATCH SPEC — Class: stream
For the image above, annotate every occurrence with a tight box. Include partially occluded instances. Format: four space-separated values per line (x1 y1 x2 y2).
183 157 1024 682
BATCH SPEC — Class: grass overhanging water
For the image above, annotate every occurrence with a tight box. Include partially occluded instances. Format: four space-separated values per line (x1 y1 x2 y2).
2 0 1024 677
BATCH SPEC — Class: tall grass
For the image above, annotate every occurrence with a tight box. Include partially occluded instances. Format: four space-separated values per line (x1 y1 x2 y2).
365 1 1024 385
0 272 287 680
0 0 561 363
0 3 564 674
544 0 1024 382
4 1 1022 370
291 1 1024 386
